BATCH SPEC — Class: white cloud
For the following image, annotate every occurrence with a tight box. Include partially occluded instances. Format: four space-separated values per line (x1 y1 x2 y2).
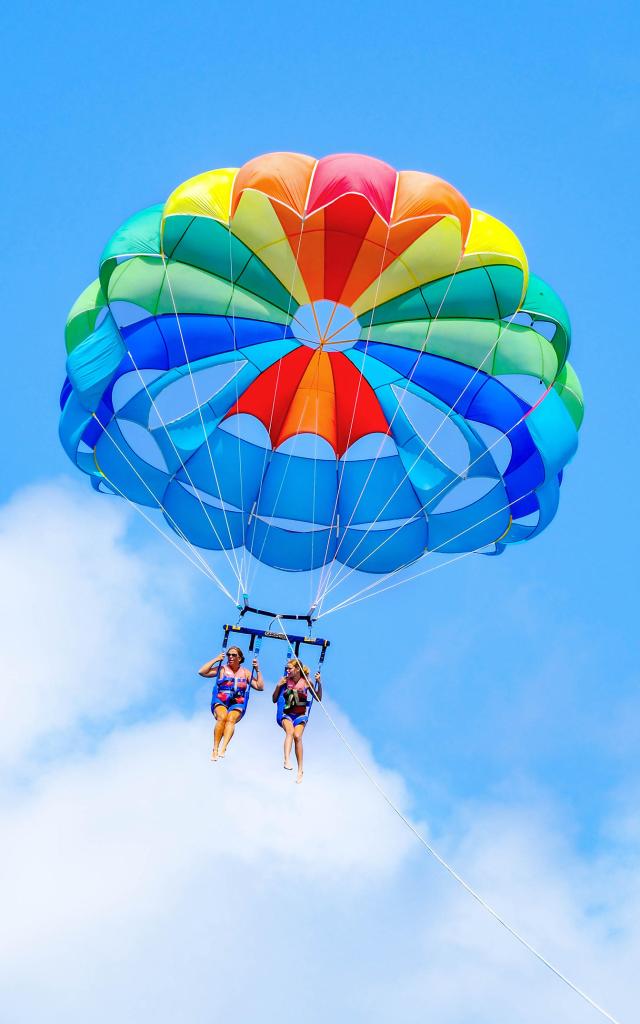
1 701 638 1024
0 480 190 768
0 481 637 1024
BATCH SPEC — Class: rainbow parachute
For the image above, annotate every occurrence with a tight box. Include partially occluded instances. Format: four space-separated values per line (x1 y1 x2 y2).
59 152 583 607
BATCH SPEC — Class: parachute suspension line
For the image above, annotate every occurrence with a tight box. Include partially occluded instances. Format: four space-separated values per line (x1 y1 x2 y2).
314 215 394 602
298 673 623 1024
125 352 249 591
92 414 235 600
310 346 324 611
323 549 476 617
245 215 308 596
250 396 311 571
160 252 246 593
226 221 249 593
319 376 553 605
317 486 536 617
316 295 522 608
97 469 232 593
315 240 466 607
316 241 466 604
93 411 234 597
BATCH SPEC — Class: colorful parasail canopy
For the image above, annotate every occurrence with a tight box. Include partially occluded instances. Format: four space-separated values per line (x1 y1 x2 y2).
59 152 583 606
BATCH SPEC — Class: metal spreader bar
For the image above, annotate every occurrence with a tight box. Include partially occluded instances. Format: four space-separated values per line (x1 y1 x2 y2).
237 601 318 628
223 622 330 661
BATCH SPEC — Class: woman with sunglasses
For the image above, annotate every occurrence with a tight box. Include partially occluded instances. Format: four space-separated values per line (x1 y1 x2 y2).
272 660 322 783
199 646 264 760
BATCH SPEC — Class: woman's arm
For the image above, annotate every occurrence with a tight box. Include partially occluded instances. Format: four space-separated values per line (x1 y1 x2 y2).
198 653 224 678
249 659 265 691
272 677 286 702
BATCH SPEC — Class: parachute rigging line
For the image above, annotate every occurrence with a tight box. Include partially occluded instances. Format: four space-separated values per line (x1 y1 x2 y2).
318 486 535 618
161 252 246 593
310 348 322 611
314 218 394 599
314 242 466 604
93 412 234 600
317 374 555 610
249 395 311 571
93 422 233 598
226 222 249 591
123 346 249 590
274 618 624 1024
245 216 308 597
316 279 517 607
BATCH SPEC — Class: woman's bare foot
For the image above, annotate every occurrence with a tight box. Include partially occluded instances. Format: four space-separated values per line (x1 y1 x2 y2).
296 770 304 784
218 748 226 758
284 761 293 770
211 750 219 761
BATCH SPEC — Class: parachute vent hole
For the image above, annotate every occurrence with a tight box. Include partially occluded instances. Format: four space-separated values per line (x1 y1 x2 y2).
292 301 359 351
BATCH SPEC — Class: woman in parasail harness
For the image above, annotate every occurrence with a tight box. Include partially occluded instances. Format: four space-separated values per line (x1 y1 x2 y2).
199 646 264 760
273 659 322 783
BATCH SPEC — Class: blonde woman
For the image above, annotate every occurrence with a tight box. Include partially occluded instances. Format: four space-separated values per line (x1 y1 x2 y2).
273 660 322 783
199 646 264 760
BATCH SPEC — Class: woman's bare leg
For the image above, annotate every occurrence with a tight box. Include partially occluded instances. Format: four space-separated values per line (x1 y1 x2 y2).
281 718 294 769
219 709 243 756
293 723 305 783
212 707 228 759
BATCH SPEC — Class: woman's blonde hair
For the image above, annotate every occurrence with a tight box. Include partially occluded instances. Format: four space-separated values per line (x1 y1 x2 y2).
287 659 310 680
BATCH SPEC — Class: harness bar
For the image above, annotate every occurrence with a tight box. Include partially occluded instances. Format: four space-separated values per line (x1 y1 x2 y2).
237 603 317 627
224 623 330 661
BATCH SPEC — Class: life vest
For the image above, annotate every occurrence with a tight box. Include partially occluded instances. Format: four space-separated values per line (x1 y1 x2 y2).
211 667 251 713
276 678 313 724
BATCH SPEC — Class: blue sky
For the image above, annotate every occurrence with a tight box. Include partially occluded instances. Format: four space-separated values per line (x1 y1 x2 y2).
1 2 639 1021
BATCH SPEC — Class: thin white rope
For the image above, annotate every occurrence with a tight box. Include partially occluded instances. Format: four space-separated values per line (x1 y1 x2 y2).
307 305 344 608
317 248 529 605
104 246 245 593
317 314 498 603
97 464 230 591
250 396 311 569
273 620 624 1024
160 252 245 591
226 223 249 593
310 351 322 611
99 238 241 598
126 352 247 590
313 217 456 595
245 217 308 596
315 479 540 614
319 376 551 606
93 413 234 601
316 243 466 605
321 549 476 618
314 220 393 603
94 412 231 593
317 487 524 618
